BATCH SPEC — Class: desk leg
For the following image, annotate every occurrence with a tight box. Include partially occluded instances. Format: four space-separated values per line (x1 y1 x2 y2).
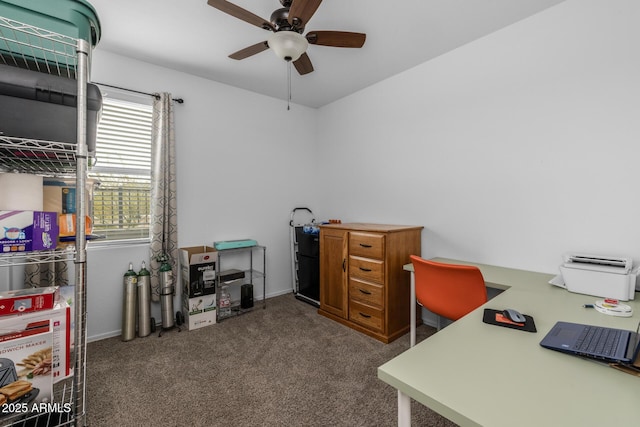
410 271 416 347
398 390 411 427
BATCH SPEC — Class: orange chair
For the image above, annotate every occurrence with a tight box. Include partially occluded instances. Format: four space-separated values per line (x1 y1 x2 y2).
410 255 488 334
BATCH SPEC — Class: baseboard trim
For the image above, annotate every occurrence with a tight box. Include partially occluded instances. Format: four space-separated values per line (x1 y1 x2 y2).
88 292 292 342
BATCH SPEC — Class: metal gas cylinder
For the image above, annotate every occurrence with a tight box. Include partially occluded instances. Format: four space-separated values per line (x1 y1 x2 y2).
122 262 138 341
137 261 152 337
158 254 175 329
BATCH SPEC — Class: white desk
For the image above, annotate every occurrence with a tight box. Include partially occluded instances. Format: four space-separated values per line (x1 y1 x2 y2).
378 258 640 427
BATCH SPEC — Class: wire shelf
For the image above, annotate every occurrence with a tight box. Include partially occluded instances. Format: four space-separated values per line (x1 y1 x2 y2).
0 13 90 427
0 16 77 78
0 377 78 427
0 246 76 268
0 136 77 175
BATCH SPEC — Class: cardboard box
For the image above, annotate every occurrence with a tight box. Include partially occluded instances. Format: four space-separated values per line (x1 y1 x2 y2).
43 181 78 215
182 294 216 331
0 319 53 408
57 286 75 348
0 210 58 253
0 301 71 383
0 287 59 316
42 178 97 216
179 246 217 298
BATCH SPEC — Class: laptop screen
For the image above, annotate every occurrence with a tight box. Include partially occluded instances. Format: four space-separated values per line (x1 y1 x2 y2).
631 321 640 367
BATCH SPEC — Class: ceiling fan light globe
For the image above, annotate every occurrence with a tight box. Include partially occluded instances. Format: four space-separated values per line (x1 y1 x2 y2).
268 31 308 62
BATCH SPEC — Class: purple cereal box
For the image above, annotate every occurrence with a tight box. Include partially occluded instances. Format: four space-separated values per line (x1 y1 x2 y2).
0 211 58 252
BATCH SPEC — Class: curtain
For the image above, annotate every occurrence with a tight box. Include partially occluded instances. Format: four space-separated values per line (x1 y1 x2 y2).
149 93 178 302
24 256 69 287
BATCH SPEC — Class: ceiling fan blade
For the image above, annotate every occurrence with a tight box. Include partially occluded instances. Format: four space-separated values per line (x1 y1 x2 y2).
207 0 274 31
306 31 366 48
288 0 322 27
228 41 269 60
293 52 314 75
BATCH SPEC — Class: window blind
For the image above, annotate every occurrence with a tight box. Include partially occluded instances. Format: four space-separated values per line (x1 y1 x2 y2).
90 96 153 242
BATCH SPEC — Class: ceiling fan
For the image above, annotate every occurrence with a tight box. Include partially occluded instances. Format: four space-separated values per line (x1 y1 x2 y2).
207 0 366 75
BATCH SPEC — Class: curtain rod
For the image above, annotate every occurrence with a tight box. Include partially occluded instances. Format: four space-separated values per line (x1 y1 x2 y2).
94 82 184 104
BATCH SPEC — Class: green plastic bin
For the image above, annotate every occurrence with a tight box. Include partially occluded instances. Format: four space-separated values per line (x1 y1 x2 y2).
0 0 100 46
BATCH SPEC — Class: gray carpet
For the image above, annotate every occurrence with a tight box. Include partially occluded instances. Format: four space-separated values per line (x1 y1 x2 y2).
86 294 458 426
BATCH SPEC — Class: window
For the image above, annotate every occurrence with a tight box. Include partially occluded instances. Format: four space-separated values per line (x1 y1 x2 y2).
90 93 153 242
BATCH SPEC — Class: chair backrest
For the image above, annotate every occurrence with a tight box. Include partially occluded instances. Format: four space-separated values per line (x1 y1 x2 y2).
410 255 487 321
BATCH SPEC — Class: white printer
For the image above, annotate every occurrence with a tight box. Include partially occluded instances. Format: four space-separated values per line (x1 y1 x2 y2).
550 253 639 301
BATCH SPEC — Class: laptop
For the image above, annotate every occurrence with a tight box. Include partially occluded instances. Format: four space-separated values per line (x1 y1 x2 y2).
540 321 640 365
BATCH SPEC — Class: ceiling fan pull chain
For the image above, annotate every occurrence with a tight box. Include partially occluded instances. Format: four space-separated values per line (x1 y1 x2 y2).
287 61 292 111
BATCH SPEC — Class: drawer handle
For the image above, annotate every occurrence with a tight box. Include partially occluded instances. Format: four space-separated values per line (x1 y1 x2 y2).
359 243 372 248
359 267 372 272
342 259 346 272
358 288 372 295
359 312 371 318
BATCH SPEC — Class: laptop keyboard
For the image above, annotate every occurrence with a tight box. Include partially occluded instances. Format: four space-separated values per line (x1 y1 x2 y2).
573 326 622 357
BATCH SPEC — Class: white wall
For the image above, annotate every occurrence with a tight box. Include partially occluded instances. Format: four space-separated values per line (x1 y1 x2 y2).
84 0 639 339
316 0 640 275
86 51 317 340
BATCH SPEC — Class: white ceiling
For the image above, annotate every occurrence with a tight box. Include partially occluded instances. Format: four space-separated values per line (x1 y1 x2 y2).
87 0 565 108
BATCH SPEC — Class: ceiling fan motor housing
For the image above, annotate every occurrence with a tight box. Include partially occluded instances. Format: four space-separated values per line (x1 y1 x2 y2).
270 7 304 33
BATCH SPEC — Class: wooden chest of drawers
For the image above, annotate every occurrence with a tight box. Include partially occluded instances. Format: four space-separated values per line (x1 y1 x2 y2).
318 223 423 343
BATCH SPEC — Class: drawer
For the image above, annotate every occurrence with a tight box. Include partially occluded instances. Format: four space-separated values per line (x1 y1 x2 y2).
349 232 385 259
349 256 384 283
349 278 383 309
349 300 383 332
